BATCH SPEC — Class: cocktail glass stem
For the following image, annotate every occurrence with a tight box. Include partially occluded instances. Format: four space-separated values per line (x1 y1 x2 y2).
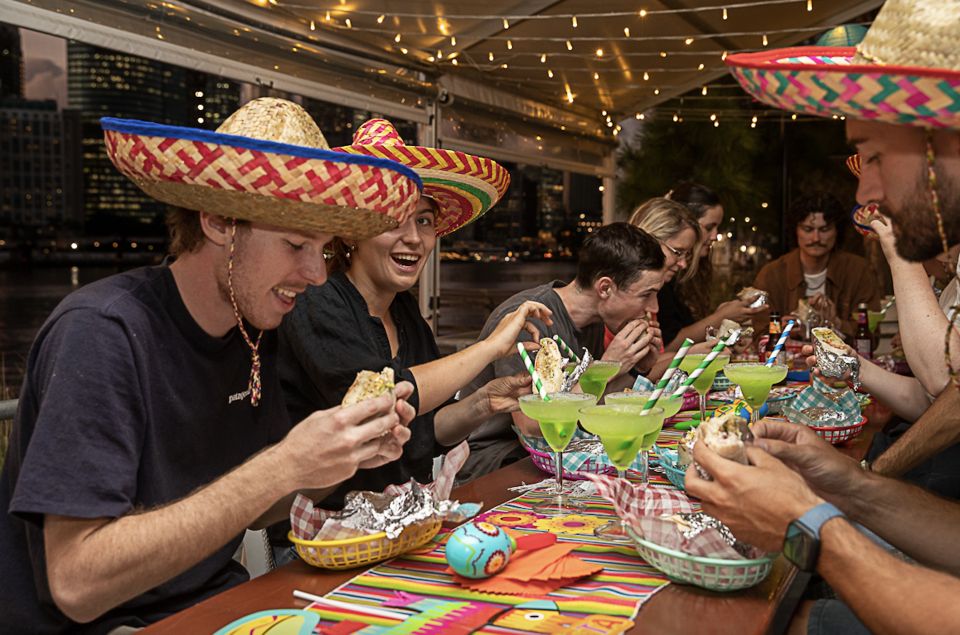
640 451 650 485
751 407 761 425
699 391 708 422
554 450 565 495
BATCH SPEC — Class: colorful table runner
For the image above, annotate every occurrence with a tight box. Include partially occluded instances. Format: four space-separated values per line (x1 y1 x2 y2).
311 492 673 633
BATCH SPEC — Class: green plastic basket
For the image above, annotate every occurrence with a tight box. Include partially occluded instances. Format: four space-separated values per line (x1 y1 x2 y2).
652 445 686 491
626 526 777 591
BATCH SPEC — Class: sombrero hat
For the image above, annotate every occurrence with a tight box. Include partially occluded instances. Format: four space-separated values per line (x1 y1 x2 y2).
100 98 423 241
726 0 960 130
334 119 510 237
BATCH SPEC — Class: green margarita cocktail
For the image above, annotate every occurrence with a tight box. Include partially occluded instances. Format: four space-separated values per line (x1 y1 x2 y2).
565 360 621 400
679 354 730 421
605 391 684 421
519 392 597 514
723 362 788 423
579 405 666 540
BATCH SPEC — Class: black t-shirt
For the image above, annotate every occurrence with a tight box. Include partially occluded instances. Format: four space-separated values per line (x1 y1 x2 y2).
278 271 449 509
0 265 290 634
657 279 695 347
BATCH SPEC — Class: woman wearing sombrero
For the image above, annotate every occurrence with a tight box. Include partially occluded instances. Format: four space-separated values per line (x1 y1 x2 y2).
0 98 428 631
278 119 551 509
686 2 960 634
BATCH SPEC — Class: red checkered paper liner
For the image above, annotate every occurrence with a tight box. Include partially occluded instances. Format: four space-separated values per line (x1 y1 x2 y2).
291 441 469 541
586 474 762 560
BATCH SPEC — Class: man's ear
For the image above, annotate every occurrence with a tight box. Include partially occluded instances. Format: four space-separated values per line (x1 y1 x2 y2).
198 212 231 247
594 276 614 300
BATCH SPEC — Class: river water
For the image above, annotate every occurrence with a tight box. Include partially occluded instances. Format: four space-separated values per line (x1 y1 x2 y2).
0 261 578 398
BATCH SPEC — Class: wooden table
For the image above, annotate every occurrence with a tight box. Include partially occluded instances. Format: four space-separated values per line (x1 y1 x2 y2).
143 458 813 635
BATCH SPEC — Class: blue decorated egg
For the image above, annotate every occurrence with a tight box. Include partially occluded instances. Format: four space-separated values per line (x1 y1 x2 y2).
445 521 516 579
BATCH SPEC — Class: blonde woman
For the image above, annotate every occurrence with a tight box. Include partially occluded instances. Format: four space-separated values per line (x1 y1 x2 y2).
632 196 766 352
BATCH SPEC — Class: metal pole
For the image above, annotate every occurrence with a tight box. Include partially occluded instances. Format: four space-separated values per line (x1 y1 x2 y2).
418 100 441 334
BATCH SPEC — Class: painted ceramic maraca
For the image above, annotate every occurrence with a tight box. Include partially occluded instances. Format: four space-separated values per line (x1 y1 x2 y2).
445 521 516 579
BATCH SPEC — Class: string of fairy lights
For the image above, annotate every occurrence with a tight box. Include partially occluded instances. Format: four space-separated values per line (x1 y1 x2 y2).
238 0 858 133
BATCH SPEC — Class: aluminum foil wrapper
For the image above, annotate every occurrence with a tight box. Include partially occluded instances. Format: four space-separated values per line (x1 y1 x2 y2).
664 512 752 557
814 336 861 390
801 407 850 427
339 480 451 539
665 369 688 395
747 290 769 309
561 348 593 392
565 437 606 455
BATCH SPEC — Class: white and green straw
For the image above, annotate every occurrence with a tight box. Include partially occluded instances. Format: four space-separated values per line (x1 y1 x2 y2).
641 338 694 415
552 334 581 363
670 332 740 399
517 342 550 400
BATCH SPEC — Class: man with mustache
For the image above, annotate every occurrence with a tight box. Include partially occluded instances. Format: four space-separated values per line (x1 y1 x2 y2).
684 1 960 632
752 193 880 339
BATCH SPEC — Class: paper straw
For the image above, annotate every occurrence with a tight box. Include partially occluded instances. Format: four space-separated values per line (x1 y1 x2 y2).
293 589 407 620
517 342 549 400
552 334 581 363
765 320 795 366
670 332 740 399
641 337 694 415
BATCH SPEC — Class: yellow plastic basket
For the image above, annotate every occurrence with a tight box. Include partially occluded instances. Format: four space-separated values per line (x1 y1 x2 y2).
288 517 442 570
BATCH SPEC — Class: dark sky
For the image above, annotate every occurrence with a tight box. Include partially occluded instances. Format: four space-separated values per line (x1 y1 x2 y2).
21 27 66 108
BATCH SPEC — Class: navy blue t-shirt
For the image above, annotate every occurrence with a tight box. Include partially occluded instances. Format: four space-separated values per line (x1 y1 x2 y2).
0 265 290 634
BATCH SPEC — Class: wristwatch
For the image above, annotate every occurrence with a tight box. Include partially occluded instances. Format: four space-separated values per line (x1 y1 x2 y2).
783 502 845 572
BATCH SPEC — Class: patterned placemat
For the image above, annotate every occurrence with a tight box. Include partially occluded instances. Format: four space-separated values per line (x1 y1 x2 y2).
312 493 675 633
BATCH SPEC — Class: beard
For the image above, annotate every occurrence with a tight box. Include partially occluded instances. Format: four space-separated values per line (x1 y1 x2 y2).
882 167 960 262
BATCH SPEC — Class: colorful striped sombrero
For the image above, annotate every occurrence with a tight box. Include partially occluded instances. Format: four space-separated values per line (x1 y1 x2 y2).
101 98 423 241
334 119 510 237
726 0 960 130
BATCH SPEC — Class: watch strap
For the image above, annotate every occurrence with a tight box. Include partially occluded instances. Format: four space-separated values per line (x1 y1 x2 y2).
795 502 844 538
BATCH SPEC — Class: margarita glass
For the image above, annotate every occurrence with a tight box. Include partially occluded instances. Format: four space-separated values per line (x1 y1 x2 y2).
605 391 684 421
678 354 730 422
723 362 789 423
565 360 621 401
579 405 666 540
518 392 598 514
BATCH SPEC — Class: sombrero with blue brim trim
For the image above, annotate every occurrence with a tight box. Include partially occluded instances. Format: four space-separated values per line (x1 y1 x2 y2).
101 98 423 241
726 0 960 130
334 118 510 237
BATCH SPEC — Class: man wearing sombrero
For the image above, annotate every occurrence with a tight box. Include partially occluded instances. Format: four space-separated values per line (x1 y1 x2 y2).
0 98 424 632
685 1 960 633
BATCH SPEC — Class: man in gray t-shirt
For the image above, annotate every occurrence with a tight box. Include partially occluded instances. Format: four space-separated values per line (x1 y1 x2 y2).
459 223 666 481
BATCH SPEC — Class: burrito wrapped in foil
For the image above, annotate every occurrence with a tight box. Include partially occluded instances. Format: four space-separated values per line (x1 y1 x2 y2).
340 480 453 539
812 327 861 390
737 287 768 309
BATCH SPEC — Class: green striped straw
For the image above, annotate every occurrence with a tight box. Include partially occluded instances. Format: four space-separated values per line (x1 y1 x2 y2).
517 342 549 400
552 334 581 363
641 338 694 415
670 331 741 399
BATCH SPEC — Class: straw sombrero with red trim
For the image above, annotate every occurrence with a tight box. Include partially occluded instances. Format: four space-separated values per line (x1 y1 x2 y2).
334 119 510 237
726 0 960 130
100 98 422 241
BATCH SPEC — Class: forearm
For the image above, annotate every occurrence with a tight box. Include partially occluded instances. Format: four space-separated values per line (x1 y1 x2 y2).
844 468 960 574
434 390 494 446
666 317 716 350
45 445 296 622
889 260 954 394
250 485 337 530
411 340 495 413
818 519 960 635
859 359 931 421
871 387 960 477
